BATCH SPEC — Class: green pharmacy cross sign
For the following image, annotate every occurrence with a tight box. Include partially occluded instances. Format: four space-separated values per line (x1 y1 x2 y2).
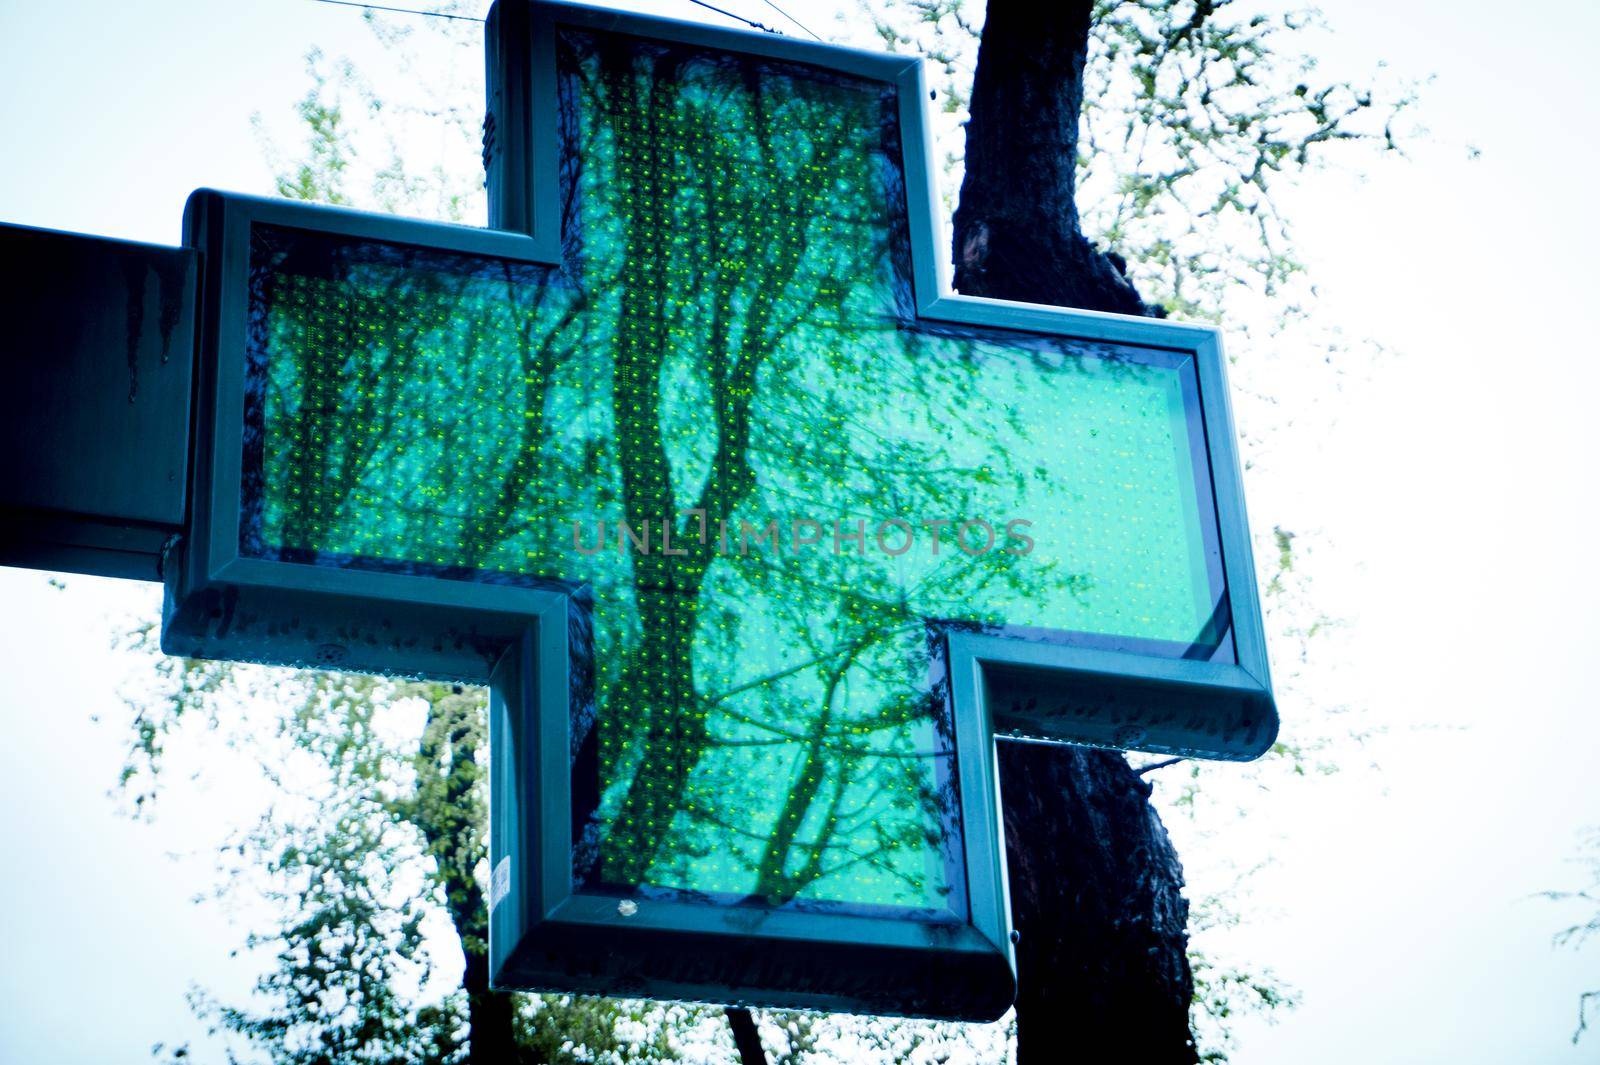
3 0 1276 1022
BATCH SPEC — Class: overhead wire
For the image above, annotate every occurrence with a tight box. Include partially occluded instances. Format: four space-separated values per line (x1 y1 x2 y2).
683 0 774 34
757 0 824 41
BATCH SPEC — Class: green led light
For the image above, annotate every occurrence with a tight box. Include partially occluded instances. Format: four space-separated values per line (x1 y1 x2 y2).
241 30 1227 914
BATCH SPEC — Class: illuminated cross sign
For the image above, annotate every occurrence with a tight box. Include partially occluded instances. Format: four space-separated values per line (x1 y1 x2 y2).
159 0 1276 1020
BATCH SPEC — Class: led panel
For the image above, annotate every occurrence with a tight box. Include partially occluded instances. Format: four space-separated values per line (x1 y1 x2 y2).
164 0 1276 1020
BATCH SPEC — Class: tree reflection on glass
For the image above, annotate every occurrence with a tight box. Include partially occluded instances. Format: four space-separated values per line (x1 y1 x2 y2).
242 29 1227 918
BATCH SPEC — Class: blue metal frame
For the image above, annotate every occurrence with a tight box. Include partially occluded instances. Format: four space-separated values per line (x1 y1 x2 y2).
489 610 1016 1020
164 189 570 685
0 222 197 581
158 0 1278 1021
477 0 1274 1013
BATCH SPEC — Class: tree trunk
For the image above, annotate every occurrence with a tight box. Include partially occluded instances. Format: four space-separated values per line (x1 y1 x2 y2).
953 1 1150 316
463 948 523 1064
999 745 1195 1061
725 1007 767 1065
954 2 1197 1061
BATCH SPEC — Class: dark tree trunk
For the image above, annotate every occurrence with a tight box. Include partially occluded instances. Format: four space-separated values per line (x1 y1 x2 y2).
955 2 1196 1062
953 0 1150 317
999 746 1195 1061
725 1007 767 1065
463 948 523 1064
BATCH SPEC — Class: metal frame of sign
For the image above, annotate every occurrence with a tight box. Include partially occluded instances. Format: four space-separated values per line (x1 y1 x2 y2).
158 0 1278 1021
482 1 1275 1010
164 189 566 685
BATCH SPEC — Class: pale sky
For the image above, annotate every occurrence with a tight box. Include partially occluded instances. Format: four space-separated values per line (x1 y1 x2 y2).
1 1 1597 1062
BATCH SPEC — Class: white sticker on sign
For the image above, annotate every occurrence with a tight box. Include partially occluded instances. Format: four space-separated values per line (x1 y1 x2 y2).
490 856 511 911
